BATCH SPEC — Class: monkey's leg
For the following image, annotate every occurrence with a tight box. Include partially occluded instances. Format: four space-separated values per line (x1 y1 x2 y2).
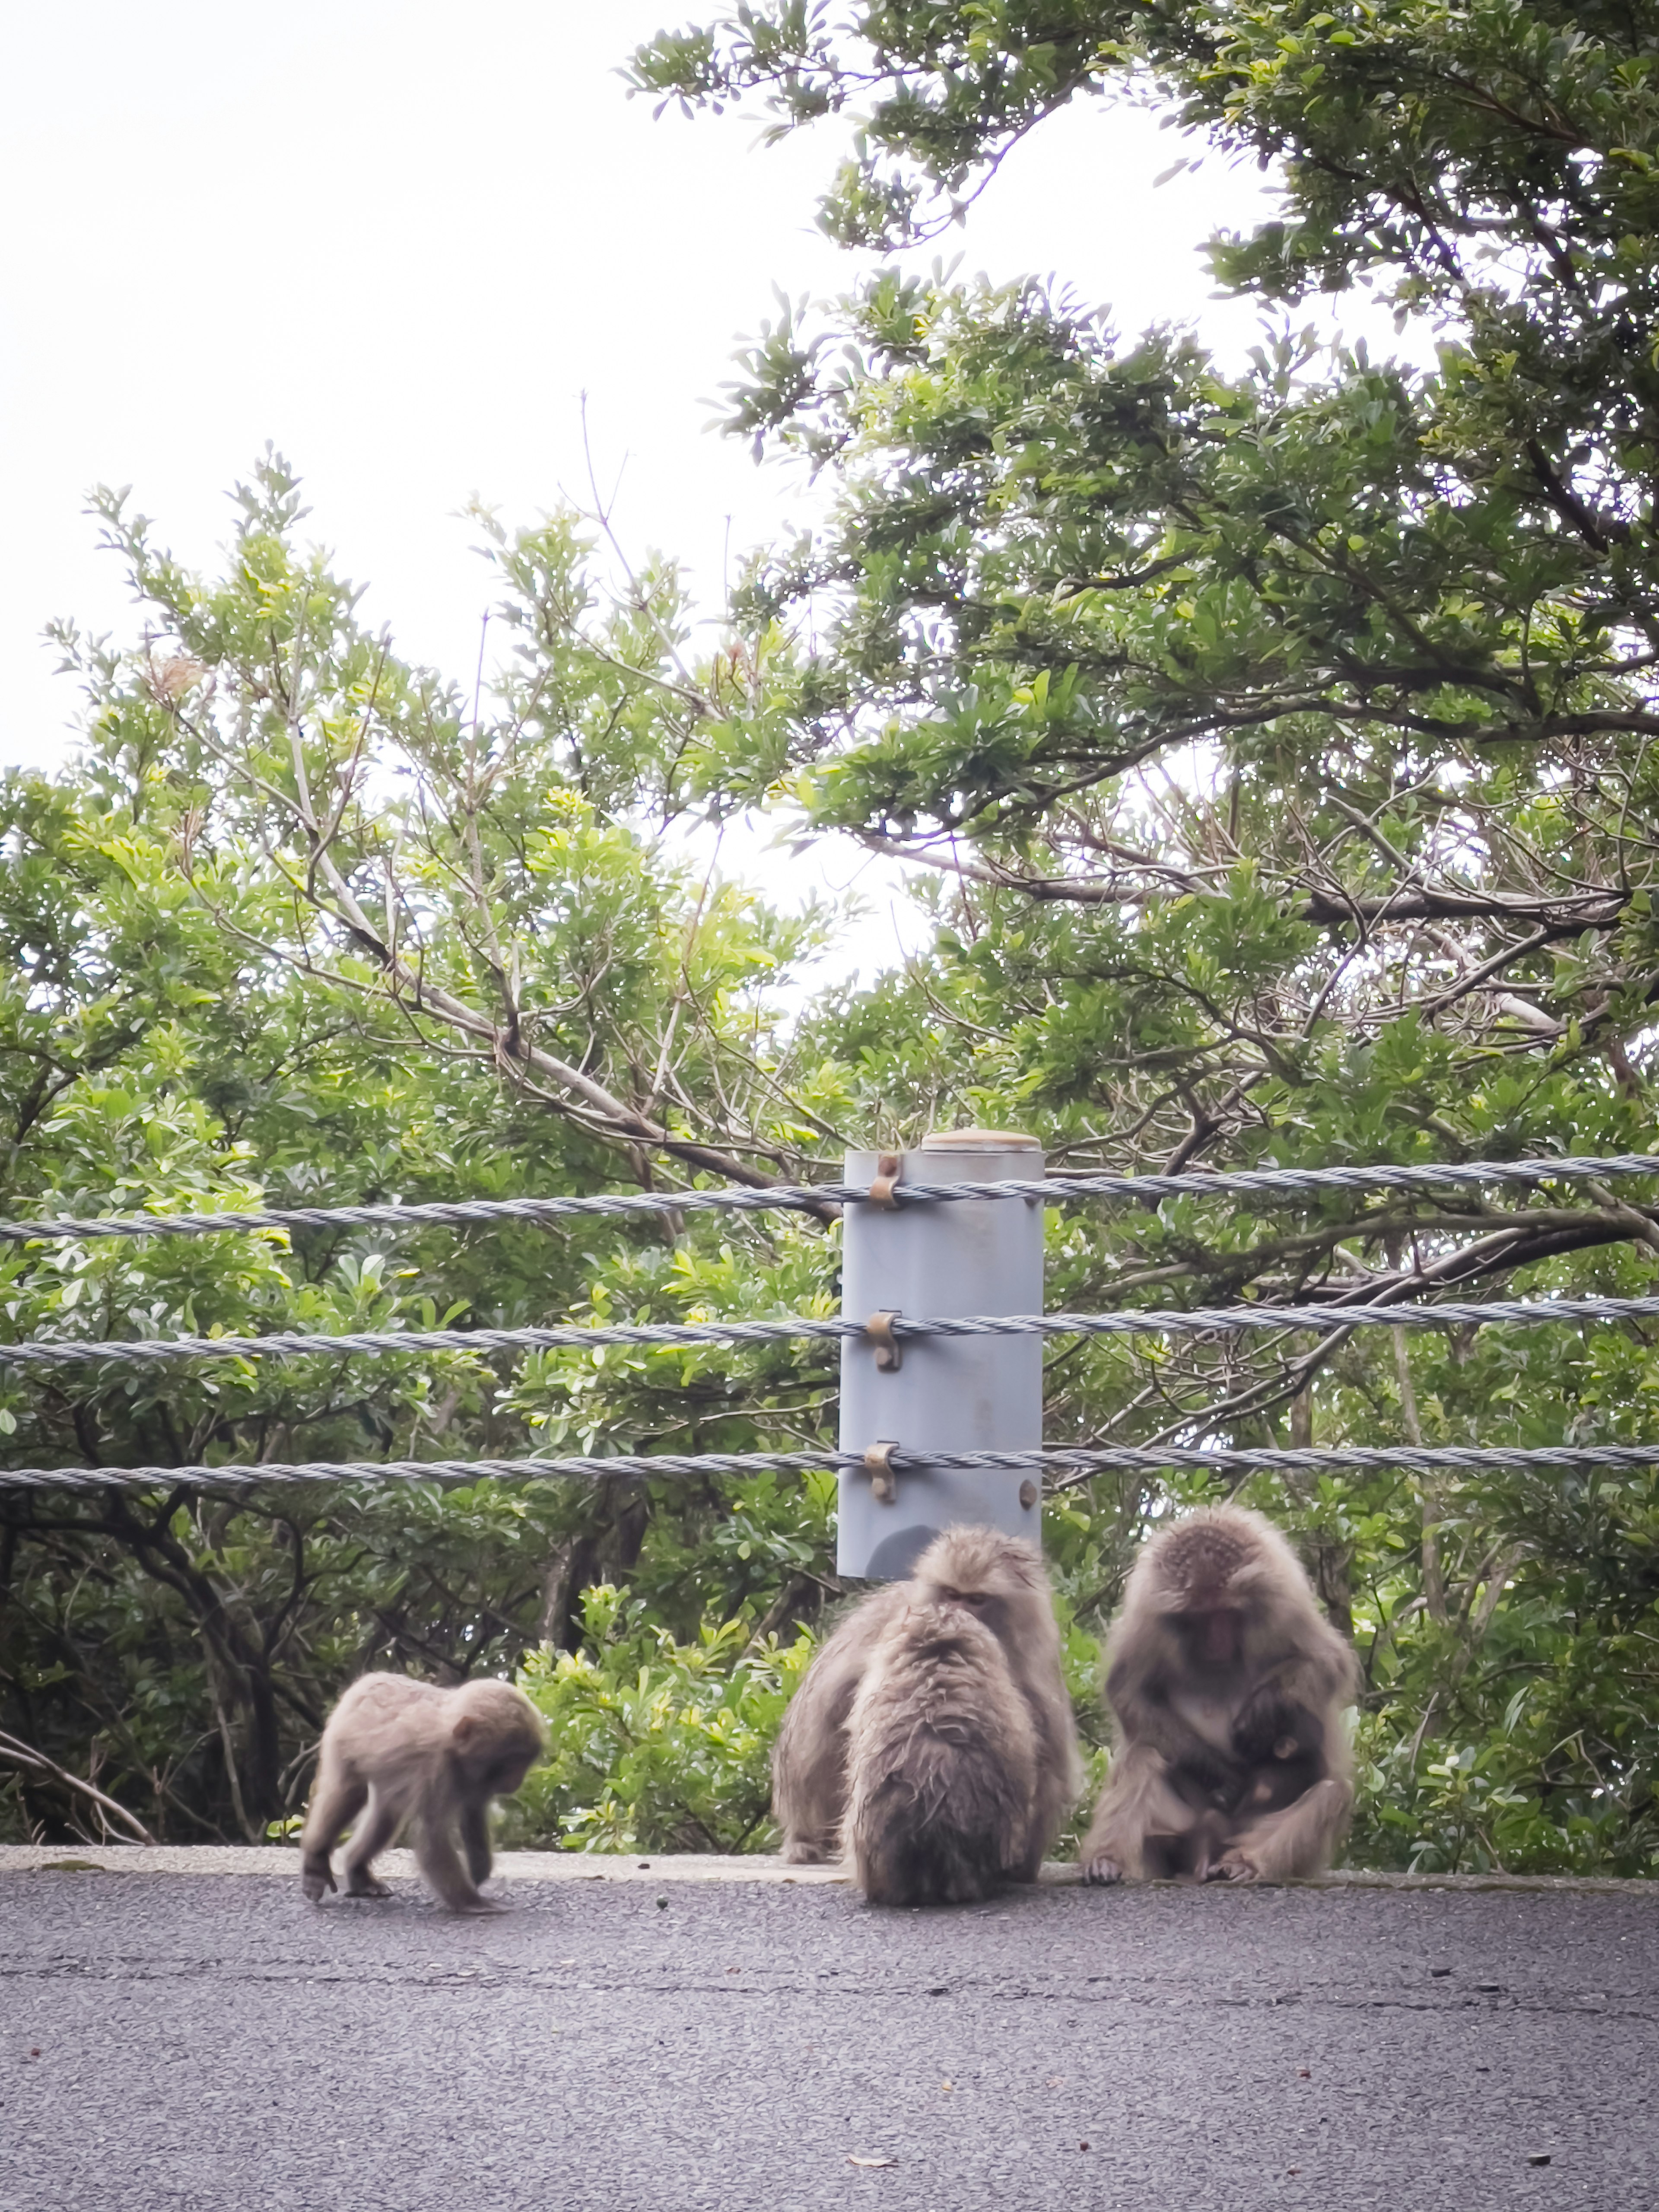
772 1714 851 1865
299 1758 365 1903
781 1824 841 1866
413 1818 500 1914
459 1798 493 1889
1078 1746 1193 1884
1212 1777 1354 1883
1007 1831 1046 1884
340 1785 401 1898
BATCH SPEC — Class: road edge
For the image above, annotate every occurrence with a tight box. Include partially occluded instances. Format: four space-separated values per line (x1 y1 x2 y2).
0 1844 1652 1893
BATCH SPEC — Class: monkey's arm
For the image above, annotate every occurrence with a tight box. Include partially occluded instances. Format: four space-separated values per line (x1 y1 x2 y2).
412 1815 499 1913
772 1588 903 1863
460 1799 492 1888
1105 1653 1238 1788
300 1852 338 1902
1214 1773 1354 1882
299 1754 364 1903
1078 1743 1198 1885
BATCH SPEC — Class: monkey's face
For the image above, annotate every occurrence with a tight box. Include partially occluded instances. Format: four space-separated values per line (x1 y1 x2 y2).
922 1580 1012 1647
487 1754 536 1797
451 1717 544 1800
1173 1605 1244 1672
451 1745 537 1799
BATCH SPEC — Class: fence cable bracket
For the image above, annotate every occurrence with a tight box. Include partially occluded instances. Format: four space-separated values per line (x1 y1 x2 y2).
863 1440 899 1504
866 1152 903 1206
865 1310 903 1372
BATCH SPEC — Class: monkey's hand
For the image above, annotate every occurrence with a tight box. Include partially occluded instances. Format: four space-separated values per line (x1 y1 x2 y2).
343 1873 393 1900
301 1856 337 1903
1231 1688 1309 1767
1081 1852 1125 1886
1207 1847 1262 1884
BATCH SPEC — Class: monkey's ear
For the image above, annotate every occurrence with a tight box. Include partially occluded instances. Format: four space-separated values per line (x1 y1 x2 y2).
453 1714 479 1745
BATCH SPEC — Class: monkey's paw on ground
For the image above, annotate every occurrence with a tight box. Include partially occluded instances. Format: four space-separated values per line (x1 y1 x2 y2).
309 1863 506 1913
1208 1851 1261 1883
1081 1854 1125 1886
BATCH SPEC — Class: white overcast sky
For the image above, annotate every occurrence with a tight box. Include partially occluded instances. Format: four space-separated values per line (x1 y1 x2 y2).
0 0 1293 966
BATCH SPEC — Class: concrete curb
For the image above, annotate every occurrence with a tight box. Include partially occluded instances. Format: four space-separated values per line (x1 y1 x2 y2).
0 1845 1652 1893
0 1845 843 1885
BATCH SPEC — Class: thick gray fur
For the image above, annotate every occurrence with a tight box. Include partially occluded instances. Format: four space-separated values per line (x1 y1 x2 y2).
772 1527 1082 1901
1081 1506 1360 1885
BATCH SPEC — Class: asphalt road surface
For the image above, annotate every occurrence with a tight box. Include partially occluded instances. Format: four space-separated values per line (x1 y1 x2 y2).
1 1859 1654 2211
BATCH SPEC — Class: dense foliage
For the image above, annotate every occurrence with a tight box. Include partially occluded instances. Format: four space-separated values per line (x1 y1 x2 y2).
3 0 1657 1873
0 462 852 1847
646 0 1659 1872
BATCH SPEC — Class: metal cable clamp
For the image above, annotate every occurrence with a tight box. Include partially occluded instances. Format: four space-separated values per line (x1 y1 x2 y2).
866 1152 903 1206
865 1309 903 1372
863 1440 899 1504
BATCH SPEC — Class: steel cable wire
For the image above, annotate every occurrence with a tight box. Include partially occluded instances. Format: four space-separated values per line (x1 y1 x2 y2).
6 1294 1659 1370
3 1152 1659 1243
3 1440 1655 1493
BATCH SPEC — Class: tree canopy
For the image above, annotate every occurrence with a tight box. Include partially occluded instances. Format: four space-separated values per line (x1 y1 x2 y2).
645 0 1659 1869
3 0 1657 1874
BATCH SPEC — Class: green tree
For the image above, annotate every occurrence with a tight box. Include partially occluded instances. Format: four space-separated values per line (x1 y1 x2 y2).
624 0 1659 1870
9 0 1659 1872
0 455 852 1845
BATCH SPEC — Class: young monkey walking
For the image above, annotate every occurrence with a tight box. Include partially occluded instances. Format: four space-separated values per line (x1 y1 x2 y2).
301 1673 547 1913
1081 1507 1358 1885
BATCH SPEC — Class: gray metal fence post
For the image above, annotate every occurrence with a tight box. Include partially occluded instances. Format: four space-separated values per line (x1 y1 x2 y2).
837 1128 1045 1579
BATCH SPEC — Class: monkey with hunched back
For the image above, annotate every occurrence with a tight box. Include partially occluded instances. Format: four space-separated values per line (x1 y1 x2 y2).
1081 1507 1358 1885
301 1673 547 1913
844 1579 1039 1905
772 1525 1082 1904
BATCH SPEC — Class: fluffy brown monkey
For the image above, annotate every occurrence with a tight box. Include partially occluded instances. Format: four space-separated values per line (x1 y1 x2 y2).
772 1526 1081 1895
1080 1508 1358 1885
301 1673 547 1913
845 1590 1036 1905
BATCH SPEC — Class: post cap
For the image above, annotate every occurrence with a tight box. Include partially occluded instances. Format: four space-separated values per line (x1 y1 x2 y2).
919 1127 1041 1152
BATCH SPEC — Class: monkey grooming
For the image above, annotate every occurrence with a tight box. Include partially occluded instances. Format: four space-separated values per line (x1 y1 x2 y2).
773 1526 1081 1905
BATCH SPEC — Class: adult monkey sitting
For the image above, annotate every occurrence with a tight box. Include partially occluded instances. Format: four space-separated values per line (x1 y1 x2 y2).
1080 1506 1359 1885
773 1526 1082 1897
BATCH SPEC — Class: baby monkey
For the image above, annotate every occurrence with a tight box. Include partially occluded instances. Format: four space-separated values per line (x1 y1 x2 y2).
301 1673 547 1913
1143 1697 1326 1880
